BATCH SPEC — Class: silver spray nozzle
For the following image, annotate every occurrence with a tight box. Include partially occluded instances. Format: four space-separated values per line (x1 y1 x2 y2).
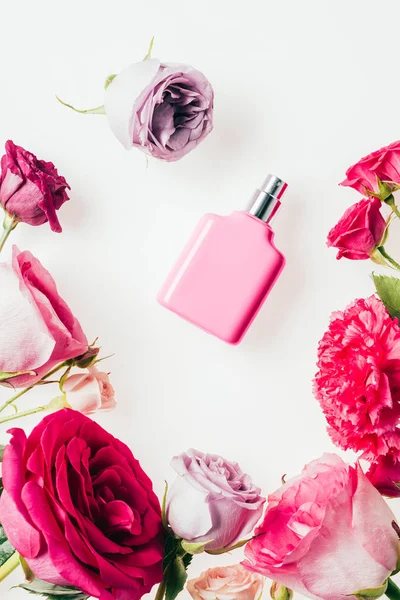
246 174 288 223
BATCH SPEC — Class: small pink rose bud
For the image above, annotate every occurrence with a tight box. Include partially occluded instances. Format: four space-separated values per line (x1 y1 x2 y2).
62 367 116 415
0 140 70 232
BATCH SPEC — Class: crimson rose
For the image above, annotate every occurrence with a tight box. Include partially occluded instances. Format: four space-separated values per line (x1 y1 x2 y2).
0 409 164 600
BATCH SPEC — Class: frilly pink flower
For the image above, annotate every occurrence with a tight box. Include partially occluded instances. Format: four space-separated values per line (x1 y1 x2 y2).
63 367 116 415
313 295 400 460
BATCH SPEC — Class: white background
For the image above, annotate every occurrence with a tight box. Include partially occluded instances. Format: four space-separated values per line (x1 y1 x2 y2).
1 0 400 598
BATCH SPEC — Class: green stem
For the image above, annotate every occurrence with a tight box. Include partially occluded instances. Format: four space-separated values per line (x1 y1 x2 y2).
377 246 400 271
0 214 18 253
0 361 69 415
386 196 400 220
154 579 166 600
56 96 106 115
386 578 400 600
0 552 20 582
0 405 47 425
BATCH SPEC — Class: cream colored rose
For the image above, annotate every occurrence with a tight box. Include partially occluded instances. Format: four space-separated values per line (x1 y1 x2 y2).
187 565 263 600
63 367 116 415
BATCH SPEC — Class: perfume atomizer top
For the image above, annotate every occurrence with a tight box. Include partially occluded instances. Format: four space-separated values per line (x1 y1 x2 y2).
246 174 288 223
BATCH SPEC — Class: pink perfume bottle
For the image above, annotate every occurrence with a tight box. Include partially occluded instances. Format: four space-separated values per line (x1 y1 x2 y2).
157 174 287 344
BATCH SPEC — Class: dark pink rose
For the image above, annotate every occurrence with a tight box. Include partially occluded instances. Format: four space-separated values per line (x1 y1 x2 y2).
327 197 385 260
367 454 400 498
0 140 70 232
341 140 400 196
243 454 399 600
105 59 214 161
0 247 88 387
0 409 164 600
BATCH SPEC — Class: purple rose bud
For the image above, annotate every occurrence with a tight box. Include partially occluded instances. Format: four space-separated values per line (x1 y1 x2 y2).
105 59 214 161
0 140 70 232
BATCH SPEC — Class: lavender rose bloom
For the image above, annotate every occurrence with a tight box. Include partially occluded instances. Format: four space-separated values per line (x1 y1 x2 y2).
105 59 214 161
166 449 265 550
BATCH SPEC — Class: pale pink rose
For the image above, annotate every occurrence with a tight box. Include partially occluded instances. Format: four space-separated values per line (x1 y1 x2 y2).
166 449 265 551
243 454 400 600
187 565 263 600
63 367 116 415
0 247 88 387
341 140 400 195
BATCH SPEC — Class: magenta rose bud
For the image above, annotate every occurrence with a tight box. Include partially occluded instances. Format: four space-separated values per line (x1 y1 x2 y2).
341 140 400 196
0 408 164 600
166 448 265 550
327 197 386 260
0 246 88 387
367 454 400 498
243 454 400 600
0 140 70 232
104 59 214 161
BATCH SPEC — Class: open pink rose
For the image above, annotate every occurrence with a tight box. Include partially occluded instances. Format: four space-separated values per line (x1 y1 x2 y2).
0 246 88 387
187 565 263 600
63 367 116 415
367 454 400 498
243 454 400 600
327 197 385 260
166 448 265 550
104 59 214 161
0 140 70 232
0 409 164 600
341 140 400 196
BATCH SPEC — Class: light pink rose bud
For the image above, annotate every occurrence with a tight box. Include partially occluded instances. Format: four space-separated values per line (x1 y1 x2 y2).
62 367 116 415
166 448 265 551
187 565 263 600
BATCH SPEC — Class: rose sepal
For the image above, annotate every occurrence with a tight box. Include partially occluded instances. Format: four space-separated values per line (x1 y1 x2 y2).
181 539 213 555
352 579 388 599
15 578 89 600
270 581 293 600
206 537 252 555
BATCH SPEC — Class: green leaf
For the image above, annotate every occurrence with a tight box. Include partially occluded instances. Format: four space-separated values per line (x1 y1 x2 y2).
16 579 89 600
181 539 212 554
165 556 188 600
0 370 35 382
0 522 15 568
0 445 5 462
373 274 400 319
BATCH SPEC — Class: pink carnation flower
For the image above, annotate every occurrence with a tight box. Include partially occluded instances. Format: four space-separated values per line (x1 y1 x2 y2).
313 295 400 460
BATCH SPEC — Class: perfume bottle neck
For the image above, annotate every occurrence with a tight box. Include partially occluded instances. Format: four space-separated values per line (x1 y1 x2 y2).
246 174 288 223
